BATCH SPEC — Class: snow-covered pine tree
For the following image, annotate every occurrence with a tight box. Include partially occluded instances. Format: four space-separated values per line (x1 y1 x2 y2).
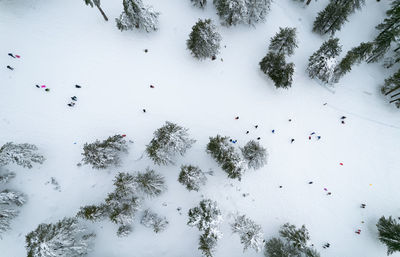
241 140 267 170
259 52 295 89
333 42 373 83
206 135 246 180
178 165 207 191
140 209 169 233
269 27 298 57
381 70 400 108
191 0 207 9
279 223 310 250
0 209 19 237
246 0 272 26
198 230 219 257
307 38 342 84
0 142 45 168
264 237 301 257
188 199 222 234
81 134 128 169
134 168 166 197
0 190 26 206
76 204 108 222
231 214 264 252
83 0 108 21
117 225 133 237
25 217 95 257
116 0 160 32
187 19 222 60
146 121 196 165
376 216 400 255
367 0 400 63
0 171 15 184
312 0 365 35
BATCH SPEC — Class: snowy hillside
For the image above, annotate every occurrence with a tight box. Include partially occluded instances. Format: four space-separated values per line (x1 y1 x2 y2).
1 0 400 256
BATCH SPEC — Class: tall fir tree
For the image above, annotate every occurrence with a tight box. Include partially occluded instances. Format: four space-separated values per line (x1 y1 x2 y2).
246 0 272 26
279 223 310 250
259 52 295 89
178 165 207 192
83 0 108 21
116 0 160 32
140 209 169 233
313 0 365 35
231 214 264 252
368 0 400 63
206 135 246 180
269 27 298 57
188 199 222 234
25 217 95 257
240 140 268 170
81 134 128 169
0 142 45 168
146 121 196 165
307 38 342 84
199 230 219 257
187 19 222 60
377 216 400 255
134 168 166 197
333 42 373 82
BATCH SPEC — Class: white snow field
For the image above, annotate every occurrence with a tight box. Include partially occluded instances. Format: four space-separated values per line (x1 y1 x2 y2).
1 0 400 256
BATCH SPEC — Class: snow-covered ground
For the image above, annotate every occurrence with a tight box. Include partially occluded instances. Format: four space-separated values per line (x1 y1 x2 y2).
1 0 400 256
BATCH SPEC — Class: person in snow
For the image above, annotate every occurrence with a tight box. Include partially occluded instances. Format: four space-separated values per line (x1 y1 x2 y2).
308 181 313 184
309 136 311 140
8 53 15 58
355 229 361 234
291 138 295 143
143 109 146 113
246 131 249 134
310 132 316 135
71 96 77 101
150 85 154 88
317 136 321 140
255 125 258 129
341 121 345 124
272 129 275 133
288 119 292 122
75 84 81 88
235 116 239 120
341 116 346 119
67 102 75 107
361 204 366 208
6 65 14 70
257 137 261 140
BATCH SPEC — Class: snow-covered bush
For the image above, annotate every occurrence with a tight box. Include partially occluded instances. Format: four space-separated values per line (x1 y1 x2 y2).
81 134 128 169
134 168 166 197
231 214 264 252
25 217 95 257
140 209 168 233
146 121 196 165
377 216 400 255
178 165 207 191
187 19 221 60
116 0 159 32
240 140 267 170
0 142 45 168
206 135 246 180
307 38 342 84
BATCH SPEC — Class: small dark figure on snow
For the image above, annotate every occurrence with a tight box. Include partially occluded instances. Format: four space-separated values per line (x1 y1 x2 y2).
341 121 345 124
288 119 292 122
279 185 283 188
67 102 75 107
310 132 315 135
8 53 15 58
355 229 361 234
211 55 216 60
45 88 50 92
361 204 366 208
75 84 81 88
246 131 249 134
257 137 261 140
317 136 321 140
327 192 332 195
309 136 311 140
144 49 148 53
71 96 77 101
255 125 258 129
341 116 346 119
143 109 146 113
150 85 155 88
6 65 14 70
229 139 233 142
309 181 313 184
35 85 40 88
235 116 239 120
323 243 330 248
232 140 237 144
291 138 295 143
272 130 275 133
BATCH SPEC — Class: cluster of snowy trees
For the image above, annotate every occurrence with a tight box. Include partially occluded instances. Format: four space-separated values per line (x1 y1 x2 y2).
207 136 267 180
0 142 44 238
187 199 222 257
260 27 298 89
376 216 400 255
264 223 320 257
77 168 167 236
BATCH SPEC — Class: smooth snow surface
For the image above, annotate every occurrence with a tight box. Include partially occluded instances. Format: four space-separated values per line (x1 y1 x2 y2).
1 0 400 256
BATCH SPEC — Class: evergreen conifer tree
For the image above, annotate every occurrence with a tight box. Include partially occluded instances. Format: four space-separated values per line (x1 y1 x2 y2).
84 0 108 21
199 231 218 257
264 237 300 257
0 142 45 168
25 217 95 257
188 199 222 234
140 209 169 233
333 42 373 82
146 121 196 165
368 0 400 63
231 214 264 252
307 38 342 84
269 27 298 57
187 19 221 60
81 134 128 169
313 0 365 35
116 0 160 32
206 135 246 180
191 0 207 9
377 216 400 255
178 165 207 191
381 69 400 108
241 140 268 170
260 52 295 89
134 168 166 197
279 223 310 250
246 0 272 26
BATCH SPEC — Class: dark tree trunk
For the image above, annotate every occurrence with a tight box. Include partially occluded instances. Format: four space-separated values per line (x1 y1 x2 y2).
96 5 108 21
